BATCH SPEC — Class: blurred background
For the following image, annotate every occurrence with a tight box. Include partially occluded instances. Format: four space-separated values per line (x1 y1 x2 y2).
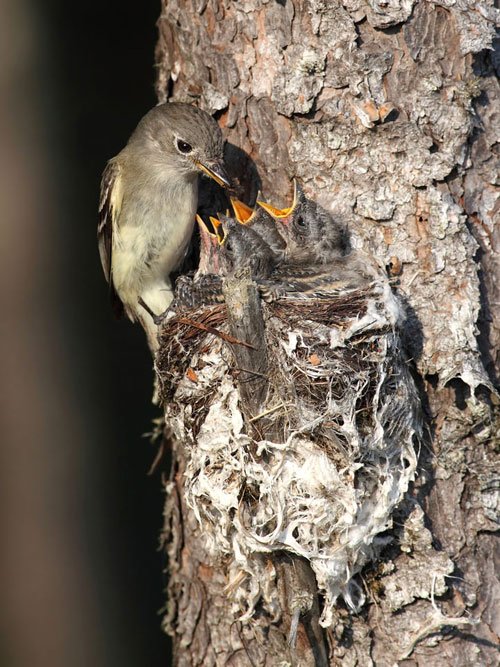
0 0 170 664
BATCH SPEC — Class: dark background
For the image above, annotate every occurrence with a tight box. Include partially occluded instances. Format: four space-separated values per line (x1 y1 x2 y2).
0 1 169 665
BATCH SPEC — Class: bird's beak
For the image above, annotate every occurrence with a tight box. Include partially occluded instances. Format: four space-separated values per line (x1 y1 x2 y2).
257 180 298 223
196 214 217 240
230 198 254 224
196 214 220 275
196 159 231 189
256 201 292 219
209 216 226 244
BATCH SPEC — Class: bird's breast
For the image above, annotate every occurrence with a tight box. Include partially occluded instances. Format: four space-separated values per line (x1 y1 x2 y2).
147 179 198 272
117 176 198 278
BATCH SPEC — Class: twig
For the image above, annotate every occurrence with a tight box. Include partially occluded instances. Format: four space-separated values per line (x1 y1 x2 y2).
249 402 287 422
177 316 255 349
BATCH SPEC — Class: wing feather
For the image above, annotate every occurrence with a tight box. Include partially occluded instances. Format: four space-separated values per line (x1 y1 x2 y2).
98 159 125 317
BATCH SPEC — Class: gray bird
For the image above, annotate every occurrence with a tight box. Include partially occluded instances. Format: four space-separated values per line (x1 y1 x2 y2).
216 214 280 280
98 102 230 349
257 180 349 265
172 213 279 308
230 197 286 256
256 182 387 298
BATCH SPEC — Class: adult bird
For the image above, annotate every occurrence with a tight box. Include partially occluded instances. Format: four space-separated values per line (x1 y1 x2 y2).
98 102 230 350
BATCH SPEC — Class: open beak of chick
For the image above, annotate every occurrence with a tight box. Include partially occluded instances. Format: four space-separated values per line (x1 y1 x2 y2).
257 180 298 225
196 214 221 274
196 213 219 243
230 198 256 225
209 216 226 245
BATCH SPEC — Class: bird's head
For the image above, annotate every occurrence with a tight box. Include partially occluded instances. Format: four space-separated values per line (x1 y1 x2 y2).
258 182 349 264
257 180 311 246
215 214 276 279
131 102 231 188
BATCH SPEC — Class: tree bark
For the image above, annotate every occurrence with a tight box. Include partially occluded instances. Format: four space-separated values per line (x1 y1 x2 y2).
154 1 499 665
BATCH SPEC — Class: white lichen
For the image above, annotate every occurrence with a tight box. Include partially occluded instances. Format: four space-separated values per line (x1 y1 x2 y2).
162 276 422 627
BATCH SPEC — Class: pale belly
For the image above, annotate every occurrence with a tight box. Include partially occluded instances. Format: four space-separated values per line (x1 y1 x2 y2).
112 181 197 318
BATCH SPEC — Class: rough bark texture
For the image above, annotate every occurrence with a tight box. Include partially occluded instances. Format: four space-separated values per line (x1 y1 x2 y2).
154 1 499 665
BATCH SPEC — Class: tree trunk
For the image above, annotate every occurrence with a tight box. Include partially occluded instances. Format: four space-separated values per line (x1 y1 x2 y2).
154 1 499 665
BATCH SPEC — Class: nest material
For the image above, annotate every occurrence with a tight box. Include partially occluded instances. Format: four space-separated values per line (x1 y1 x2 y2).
156 279 421 628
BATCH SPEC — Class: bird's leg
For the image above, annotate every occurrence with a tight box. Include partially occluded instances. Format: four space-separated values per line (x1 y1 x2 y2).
138 297 166 325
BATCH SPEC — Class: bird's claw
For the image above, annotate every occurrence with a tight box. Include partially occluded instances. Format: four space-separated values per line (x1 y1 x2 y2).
138 297 169 325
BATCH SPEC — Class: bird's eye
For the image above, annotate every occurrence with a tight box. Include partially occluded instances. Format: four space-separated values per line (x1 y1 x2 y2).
295 215 306 228
224 239 233 254
176 139 193 154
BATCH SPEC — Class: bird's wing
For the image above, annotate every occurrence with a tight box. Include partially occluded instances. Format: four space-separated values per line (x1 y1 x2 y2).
98 159 125 317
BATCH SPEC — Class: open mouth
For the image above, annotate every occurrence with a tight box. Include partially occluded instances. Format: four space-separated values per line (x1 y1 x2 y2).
257 180 298 222
231 198 255 224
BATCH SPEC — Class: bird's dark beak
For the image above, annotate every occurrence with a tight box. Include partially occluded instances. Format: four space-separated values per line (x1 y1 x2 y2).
196 159 231 189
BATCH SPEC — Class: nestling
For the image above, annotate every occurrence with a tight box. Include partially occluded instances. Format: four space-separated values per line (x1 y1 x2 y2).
195 214 221 277
258 180 349 265
172 215 224 310
98 102 230 349
230 197 286 256
256 180 387 297
216 214 280 280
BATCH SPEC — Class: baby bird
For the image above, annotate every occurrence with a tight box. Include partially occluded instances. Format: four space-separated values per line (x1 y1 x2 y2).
174 214 280 307
257 180 349 265
230 197 286 256
255 181 389 298
174 215 223 309
216 214 280 280
195 214 221 277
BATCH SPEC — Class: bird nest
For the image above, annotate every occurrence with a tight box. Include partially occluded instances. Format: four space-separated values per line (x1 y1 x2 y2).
156 277 420 628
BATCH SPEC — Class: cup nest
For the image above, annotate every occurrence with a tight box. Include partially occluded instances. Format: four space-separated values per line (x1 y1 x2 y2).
156 276 421 628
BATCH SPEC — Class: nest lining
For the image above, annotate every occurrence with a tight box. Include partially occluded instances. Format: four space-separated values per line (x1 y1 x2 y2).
157 280 421 627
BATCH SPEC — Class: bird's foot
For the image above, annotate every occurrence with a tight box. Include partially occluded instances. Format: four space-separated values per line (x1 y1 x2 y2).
138 297 170 325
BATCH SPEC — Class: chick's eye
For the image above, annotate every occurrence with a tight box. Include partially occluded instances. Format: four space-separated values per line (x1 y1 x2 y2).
176 139 193 154
295 215 306 228
224 239 233 254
